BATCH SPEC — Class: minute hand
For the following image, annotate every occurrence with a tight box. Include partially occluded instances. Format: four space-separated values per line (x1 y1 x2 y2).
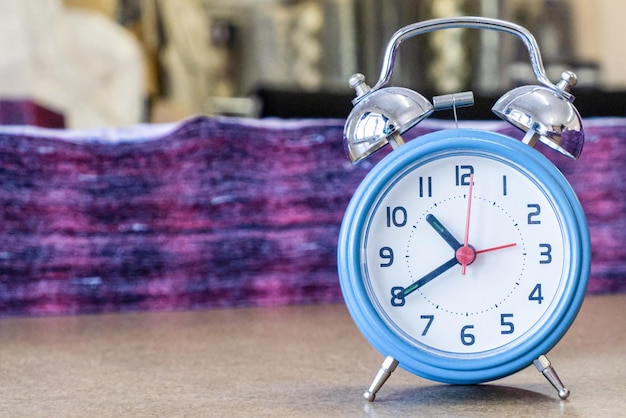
401 256 459 298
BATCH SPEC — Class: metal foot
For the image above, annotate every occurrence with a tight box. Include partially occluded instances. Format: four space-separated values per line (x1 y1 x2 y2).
533 355 570 400
364 356 399 402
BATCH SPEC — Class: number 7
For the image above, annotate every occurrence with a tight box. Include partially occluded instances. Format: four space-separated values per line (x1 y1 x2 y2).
420 314 434 336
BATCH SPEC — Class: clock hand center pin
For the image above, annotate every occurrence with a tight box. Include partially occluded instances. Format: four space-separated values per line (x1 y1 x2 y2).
456 245 476 267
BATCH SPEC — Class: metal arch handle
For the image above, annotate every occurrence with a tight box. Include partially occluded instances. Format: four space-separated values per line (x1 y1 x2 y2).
365 16 573 102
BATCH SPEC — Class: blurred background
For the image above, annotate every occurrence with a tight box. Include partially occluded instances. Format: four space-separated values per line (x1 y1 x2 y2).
2 0 625 316
0 0 624 128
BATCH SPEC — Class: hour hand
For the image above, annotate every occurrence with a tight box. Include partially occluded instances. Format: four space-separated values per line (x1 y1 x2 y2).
426 214 462 251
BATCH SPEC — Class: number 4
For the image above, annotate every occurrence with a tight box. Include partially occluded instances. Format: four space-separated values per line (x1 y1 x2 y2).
529 283 544 304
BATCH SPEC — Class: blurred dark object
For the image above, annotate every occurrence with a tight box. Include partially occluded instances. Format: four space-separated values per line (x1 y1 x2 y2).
0 100 65 128
258 88 626 120
256 88 354 119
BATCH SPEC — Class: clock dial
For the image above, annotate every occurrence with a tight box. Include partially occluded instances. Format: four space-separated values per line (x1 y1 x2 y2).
361 152 569 355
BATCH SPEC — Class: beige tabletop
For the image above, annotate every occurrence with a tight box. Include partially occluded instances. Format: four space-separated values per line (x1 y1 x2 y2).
0 294 624 417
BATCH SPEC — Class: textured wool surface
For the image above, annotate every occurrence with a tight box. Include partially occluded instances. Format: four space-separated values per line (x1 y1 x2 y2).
0 116 624 316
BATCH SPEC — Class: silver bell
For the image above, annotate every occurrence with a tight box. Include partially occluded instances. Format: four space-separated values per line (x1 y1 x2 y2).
343 74 434 163
492 71 584 159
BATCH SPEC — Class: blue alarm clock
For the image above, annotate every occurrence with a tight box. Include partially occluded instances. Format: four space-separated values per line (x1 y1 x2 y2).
337 17 590 402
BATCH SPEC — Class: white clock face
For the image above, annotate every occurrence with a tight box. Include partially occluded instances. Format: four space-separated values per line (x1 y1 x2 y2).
362 151 570 355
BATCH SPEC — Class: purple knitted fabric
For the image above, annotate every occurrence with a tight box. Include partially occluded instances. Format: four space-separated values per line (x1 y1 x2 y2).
0 116 623 316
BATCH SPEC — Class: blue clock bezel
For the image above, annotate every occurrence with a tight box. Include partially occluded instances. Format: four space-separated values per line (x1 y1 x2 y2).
337 128 590 384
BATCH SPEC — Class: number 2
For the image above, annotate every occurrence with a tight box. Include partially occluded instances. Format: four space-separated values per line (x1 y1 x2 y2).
527 204 541 224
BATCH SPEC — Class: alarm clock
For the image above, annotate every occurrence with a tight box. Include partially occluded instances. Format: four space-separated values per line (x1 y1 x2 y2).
337 17 590 402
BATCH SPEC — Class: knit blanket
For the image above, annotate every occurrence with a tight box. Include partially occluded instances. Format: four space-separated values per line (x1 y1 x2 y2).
0 116 624 316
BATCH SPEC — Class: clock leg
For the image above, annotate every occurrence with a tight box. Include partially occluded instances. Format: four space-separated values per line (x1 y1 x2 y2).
533 355 570 400
364 356 399 402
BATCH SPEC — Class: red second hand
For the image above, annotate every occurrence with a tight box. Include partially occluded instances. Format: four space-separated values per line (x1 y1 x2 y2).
461 173 474 275
476 243 517 254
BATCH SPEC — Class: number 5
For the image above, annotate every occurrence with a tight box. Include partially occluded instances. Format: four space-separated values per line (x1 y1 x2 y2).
500 313 514 335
